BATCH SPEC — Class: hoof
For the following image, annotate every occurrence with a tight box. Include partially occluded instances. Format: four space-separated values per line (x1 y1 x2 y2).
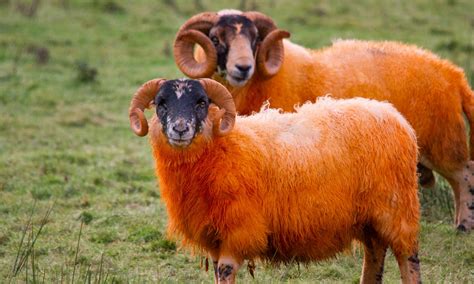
456 224 468 233
456 220 472 233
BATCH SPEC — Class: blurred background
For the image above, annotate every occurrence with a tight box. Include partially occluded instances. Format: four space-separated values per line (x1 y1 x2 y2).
0 0 473 282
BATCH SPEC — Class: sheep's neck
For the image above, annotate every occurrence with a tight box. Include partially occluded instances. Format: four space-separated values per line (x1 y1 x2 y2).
211 73 268 115
152 135 212 168
153 136 231 248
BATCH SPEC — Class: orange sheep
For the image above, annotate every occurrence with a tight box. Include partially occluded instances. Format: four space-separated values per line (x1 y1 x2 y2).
174 11 474 231
128 78 421 283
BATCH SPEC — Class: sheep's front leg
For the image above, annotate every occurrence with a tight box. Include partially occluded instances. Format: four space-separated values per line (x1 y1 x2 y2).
212 260 218 284
209 252 219 284
360 232 387 284
216 256 241 284
395 252 421 284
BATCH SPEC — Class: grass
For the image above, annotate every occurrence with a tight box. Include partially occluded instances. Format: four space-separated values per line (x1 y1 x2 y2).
0 0 473 282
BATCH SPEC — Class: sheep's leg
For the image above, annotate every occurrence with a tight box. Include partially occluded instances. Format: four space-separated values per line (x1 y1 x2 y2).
216 255 241 284
445 177 463 229
417 163 435 188
213 260 219 284
360 234 387 284
210 252 219 284
444 161 474 231
395 252 421 284
418 109 473 230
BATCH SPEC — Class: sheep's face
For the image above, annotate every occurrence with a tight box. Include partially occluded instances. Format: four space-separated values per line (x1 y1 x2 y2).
209 14 258 87
155 79 209 148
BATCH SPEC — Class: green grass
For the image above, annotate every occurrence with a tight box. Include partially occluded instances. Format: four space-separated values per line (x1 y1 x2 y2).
0 0 473 282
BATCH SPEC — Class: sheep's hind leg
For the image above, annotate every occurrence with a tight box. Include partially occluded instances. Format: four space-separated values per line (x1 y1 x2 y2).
457 161 474 231
395 251 421 284
444 160 474 232
417 163 436 188
360 233 387 284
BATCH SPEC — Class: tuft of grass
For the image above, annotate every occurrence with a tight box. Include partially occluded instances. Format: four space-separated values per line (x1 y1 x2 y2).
102 1 125 14
419 176 454 222
150 239 176 251
128 226 162 243
71 221 83 283
0 232 10 247
79 211 93 225
9 202 54 279
75 60 98 83
90 230 118 245
30 188 53 201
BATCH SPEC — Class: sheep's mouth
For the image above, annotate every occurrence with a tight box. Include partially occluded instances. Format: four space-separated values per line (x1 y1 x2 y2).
227 74 249 87
168 138 192 148
231 74 247 81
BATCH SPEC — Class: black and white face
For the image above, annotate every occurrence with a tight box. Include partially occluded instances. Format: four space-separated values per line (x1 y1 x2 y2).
209 14 259 87
155 79 210 148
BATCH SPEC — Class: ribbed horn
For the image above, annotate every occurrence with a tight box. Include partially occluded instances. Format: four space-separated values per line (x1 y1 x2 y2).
129 78 166 137
199 78 236 136
173 12 219 78
243 11 290 77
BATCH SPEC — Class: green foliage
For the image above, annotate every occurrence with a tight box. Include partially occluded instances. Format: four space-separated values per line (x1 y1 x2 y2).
90 229 118 244
79 211 94 225
30 187 53 200
419 176 455 222
150 239 176 251
0 0 473 282
101 1 125 14
75 60 99 83
0 232 10 247
128 226 162 243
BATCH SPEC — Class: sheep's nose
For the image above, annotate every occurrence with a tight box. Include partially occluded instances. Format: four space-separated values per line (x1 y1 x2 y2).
236 64 251 74
173 119 189 135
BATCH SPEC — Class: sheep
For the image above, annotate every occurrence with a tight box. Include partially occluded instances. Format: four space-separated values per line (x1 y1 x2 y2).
128 78 421 283
173 10 474 232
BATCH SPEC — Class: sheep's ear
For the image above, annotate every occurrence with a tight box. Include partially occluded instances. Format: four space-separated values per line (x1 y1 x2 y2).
207 103 226 134
148 99 156 109
256 29 290 77
208 103 226 122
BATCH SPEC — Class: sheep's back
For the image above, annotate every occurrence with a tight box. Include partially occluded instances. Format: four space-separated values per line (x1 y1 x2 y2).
235 97 418 261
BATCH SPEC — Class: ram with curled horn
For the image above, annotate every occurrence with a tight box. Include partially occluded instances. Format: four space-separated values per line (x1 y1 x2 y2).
173 10 474 232
129 78 235 140
128 77 421 283
174 10 290 87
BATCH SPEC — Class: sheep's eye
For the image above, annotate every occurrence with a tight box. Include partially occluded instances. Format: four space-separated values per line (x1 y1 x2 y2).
196 100 206 109
158 101 167 111
211 36 219 46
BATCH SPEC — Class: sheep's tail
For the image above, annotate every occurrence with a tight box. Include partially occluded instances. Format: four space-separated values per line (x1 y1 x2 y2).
460 76 474 159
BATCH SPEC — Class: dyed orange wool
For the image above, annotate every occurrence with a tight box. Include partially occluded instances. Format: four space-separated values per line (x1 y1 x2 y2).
208 40 474 171
148 97 419 266
198 40 474 230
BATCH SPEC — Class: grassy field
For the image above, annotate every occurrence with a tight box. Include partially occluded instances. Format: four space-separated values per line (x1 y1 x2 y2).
1 0 473 282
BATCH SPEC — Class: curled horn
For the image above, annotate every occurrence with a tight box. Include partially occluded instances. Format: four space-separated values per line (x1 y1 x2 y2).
173 12 219 78
199 78 236 136
129 78 166 137
243 12 290 77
